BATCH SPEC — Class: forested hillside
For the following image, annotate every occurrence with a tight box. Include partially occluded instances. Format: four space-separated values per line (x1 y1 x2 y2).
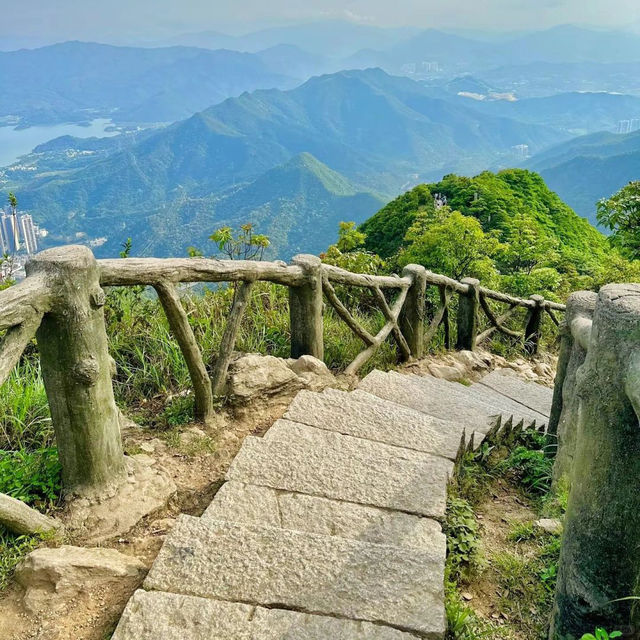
359 169 638 301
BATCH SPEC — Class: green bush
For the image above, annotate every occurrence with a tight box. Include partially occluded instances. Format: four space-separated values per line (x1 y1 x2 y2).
444 496 482 581
0 447 61 507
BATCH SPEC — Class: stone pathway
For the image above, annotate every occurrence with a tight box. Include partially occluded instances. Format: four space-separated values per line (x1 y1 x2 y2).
113 368 553 640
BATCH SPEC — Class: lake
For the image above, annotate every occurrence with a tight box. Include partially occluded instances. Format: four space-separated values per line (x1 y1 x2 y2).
0 119 119 167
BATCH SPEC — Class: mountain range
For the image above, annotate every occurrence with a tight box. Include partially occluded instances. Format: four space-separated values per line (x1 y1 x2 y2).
4 68 568 257
525 130 640 225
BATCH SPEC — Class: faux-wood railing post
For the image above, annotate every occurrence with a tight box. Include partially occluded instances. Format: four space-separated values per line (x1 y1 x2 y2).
289 254 324 360
524 294 544 354
456 278 480 351
26 246 126 497
399 264 427 358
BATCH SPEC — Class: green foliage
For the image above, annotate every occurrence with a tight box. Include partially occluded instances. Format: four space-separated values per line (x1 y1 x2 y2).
597 181 640 258
580 629 622 640
444 496 482 581
362 169 640 303
445 588 491 640
501 444 554 497
0 448 61 507
209 223 270 261
399 207 501 281
0 527 41 591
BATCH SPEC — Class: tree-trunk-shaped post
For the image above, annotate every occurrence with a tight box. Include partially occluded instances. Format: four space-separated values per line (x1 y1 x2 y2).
155 282 216 425
456 278 480 351
26 246 126 497
551 284 640 638
550 291 596 485
289 254 323 360
524 294 545 354
399 264 427 359
211 280 255 395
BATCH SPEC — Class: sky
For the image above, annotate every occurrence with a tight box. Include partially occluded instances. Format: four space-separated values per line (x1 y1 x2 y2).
3 0 640 46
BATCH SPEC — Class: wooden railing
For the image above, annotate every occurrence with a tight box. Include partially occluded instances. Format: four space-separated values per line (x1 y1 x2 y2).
0 245 565 498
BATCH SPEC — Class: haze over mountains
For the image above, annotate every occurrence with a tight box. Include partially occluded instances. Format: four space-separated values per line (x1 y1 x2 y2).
3 20 640 257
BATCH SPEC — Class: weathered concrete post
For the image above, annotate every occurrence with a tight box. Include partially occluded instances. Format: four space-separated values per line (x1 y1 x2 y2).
456 278 480 351
551 291 597 484
551 284 640 638
289 254 324 360
26 246 126 497
399 264 427 359
524 294 545 354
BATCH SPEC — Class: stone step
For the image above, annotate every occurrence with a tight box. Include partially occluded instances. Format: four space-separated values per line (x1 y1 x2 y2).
227 420 453 519
284 388 463 460
358 370 498 435
113 590 422 639
463 383 547 426
478 368 553 417
203 480 445 554
143 516 446 638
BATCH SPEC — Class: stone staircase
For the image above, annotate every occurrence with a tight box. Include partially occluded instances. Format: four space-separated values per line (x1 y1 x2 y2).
113 367 553 640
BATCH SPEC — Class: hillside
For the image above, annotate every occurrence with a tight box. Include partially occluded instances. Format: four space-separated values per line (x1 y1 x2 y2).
360 169 622 293
7 68 566 257
526 130 640 223
0 41 298 126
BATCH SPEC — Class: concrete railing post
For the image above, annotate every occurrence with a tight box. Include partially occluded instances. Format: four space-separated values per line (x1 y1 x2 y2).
551 284 640 637
26 246 126 497
289 254 324 360
524 294 545 354
399 264 427 359
550 291 597 485
456 278 480 351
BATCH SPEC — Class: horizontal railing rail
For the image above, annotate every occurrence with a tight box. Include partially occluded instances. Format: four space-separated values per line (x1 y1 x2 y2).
0 245 566 499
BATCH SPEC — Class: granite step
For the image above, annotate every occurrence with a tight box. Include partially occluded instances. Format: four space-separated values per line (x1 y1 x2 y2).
227 420 453 519
478 368 553 417
143 516 446 638
203 480 445 553
358 370 499 436
462 382 546 426
114 590 422 639
284 387 463 460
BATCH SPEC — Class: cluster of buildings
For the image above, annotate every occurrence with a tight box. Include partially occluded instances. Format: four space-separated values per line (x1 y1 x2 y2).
0 211 40 255
617 119 640 134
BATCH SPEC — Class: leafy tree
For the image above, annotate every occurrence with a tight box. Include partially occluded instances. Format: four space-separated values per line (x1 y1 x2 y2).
597 181 640 258
209 223 270 261
322 221 385 275
399 207 501 281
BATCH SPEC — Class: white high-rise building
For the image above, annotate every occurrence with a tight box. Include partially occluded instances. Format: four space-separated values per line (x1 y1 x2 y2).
19 214 38 254
0 214 20 253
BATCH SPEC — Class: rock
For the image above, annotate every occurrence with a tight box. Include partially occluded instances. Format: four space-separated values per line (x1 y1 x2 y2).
534 362 553 378
0 492 64 537
228 354 303 401
178 426 207 448
534 518 563 535
16 545 145 612
139 442 155 454
427 363 464 381
288 355 335 391
131 453 156 466
453 350 488 371
114 590 420 640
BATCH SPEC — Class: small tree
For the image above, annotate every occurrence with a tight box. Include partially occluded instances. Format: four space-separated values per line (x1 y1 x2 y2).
207 223 270 261
597 181 640 258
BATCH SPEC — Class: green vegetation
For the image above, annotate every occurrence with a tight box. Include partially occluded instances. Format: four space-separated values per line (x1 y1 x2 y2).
445 425 565 639
597 181 640 258
361 169 640 304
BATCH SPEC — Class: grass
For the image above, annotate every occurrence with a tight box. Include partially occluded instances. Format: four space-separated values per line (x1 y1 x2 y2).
445 427 565 639
0 526 42 590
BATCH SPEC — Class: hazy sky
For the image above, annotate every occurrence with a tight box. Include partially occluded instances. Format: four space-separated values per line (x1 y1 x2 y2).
3 0 640 44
